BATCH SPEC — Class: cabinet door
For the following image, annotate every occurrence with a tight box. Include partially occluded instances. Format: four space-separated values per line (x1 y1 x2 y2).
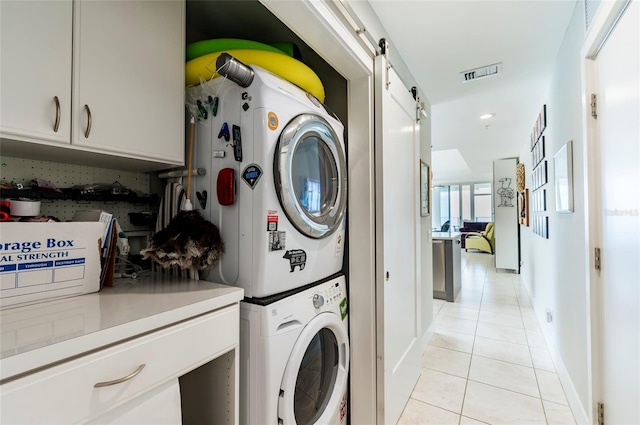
73 0 184 165
0 0 72 144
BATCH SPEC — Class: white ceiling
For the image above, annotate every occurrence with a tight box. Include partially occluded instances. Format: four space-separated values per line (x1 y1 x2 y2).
367 0 578 185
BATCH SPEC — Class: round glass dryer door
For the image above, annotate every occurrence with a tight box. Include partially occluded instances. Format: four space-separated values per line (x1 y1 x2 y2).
278 313 349 425
274 114 347 239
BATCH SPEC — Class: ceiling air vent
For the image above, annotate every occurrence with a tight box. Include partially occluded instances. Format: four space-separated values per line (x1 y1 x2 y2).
460 62 503 83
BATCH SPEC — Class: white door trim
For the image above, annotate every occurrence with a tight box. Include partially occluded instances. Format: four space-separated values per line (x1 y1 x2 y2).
580 2 633 423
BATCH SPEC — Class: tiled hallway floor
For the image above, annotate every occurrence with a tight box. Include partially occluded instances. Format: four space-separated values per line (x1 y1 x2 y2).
397 251 577 425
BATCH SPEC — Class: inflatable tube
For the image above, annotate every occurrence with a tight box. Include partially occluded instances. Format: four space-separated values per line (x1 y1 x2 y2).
268 42 302 60
186 38 286 62
185 49 325 103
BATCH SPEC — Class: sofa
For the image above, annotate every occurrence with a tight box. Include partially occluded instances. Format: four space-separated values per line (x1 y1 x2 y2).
459 221 490 248
465 222 495 254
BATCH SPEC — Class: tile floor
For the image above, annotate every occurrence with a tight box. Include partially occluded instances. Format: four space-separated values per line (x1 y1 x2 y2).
397 251 577 425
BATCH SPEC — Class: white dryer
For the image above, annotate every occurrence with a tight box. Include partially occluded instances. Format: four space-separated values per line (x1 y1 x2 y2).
240 275 349 425
190 67 347 298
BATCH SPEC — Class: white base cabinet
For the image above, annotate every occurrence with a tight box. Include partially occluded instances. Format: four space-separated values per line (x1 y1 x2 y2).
0 276 243 424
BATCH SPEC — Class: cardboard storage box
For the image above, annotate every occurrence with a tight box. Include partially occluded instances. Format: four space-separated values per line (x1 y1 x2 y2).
0 222 104 309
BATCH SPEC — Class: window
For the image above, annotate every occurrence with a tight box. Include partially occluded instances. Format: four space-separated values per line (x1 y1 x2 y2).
438 186 449 230
450 185 460 228
433 182 493 231
473 183 493 221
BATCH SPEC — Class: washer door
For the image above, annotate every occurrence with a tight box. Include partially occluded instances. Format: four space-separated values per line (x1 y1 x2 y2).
274 114 347 239
278 312 349 425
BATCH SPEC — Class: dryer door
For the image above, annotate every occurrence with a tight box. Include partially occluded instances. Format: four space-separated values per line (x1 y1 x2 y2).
274 114 347 239
278 312 349 425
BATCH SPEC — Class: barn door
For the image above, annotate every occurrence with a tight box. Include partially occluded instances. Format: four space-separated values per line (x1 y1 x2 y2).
374 47 422 424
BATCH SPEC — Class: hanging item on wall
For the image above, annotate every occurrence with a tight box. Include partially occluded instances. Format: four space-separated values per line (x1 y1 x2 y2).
516 163 525 192
518 189 529 226
554 140 574 213
497 177 515 207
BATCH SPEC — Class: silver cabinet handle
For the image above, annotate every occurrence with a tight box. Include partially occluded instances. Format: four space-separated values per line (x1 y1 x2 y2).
94 364 145 388
84 104 92 138
53 96 61 133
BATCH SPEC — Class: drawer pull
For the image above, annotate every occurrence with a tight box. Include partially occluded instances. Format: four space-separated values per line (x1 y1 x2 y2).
53 96 61 132
94 364 145 388
84 104 92 138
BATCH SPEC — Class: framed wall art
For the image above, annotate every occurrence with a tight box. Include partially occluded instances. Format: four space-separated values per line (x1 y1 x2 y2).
554 140 574 213
518 189 529 226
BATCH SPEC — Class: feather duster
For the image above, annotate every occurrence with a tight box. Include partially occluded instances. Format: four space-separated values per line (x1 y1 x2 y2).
141 210 224 272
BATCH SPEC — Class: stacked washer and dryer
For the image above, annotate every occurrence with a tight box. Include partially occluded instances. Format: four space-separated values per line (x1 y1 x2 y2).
188 61 349 425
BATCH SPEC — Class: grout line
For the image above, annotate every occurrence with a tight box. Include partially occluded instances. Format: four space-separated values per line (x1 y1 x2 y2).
460 415 492 425
459 250 486 422
406 397 464 418
419 361 471 380
418 364 468 379
470 351 532 368
469 333 529 347
466 377 546 401
427 342 473 356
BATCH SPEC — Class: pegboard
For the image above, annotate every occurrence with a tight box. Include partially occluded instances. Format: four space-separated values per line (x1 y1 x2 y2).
0 156 157 232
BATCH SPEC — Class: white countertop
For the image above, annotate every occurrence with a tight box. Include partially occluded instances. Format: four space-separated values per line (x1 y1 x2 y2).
0 274 244 382
432 231 461 240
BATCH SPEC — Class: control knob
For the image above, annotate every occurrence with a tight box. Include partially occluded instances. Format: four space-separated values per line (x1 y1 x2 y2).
313 294 325 309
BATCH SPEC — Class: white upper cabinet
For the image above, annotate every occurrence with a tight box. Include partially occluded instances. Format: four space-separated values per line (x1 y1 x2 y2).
0 0 184 167
0 1 73 145
72 0 184 164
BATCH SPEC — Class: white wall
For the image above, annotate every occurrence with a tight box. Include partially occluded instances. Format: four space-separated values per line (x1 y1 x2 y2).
518 2 589 419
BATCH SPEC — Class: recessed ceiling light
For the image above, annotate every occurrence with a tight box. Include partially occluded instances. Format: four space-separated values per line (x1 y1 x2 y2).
480 113 495 120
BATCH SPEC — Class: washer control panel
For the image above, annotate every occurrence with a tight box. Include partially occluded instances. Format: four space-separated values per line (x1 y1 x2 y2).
312 280 344 309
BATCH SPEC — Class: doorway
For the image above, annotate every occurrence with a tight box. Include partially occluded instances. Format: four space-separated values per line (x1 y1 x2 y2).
583 1 640 423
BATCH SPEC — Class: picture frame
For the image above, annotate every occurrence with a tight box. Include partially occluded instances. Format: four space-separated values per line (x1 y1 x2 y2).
554 140 574 213
420 160 430 216
530 104 547 149
518 189 529 226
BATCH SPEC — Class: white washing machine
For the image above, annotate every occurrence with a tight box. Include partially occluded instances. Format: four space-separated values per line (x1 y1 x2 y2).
240 275 349 425
189 66 347 299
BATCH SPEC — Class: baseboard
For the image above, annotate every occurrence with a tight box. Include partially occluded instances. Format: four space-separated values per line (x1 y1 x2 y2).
544 332 591 425
521 276 591 425
422 320 435 351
